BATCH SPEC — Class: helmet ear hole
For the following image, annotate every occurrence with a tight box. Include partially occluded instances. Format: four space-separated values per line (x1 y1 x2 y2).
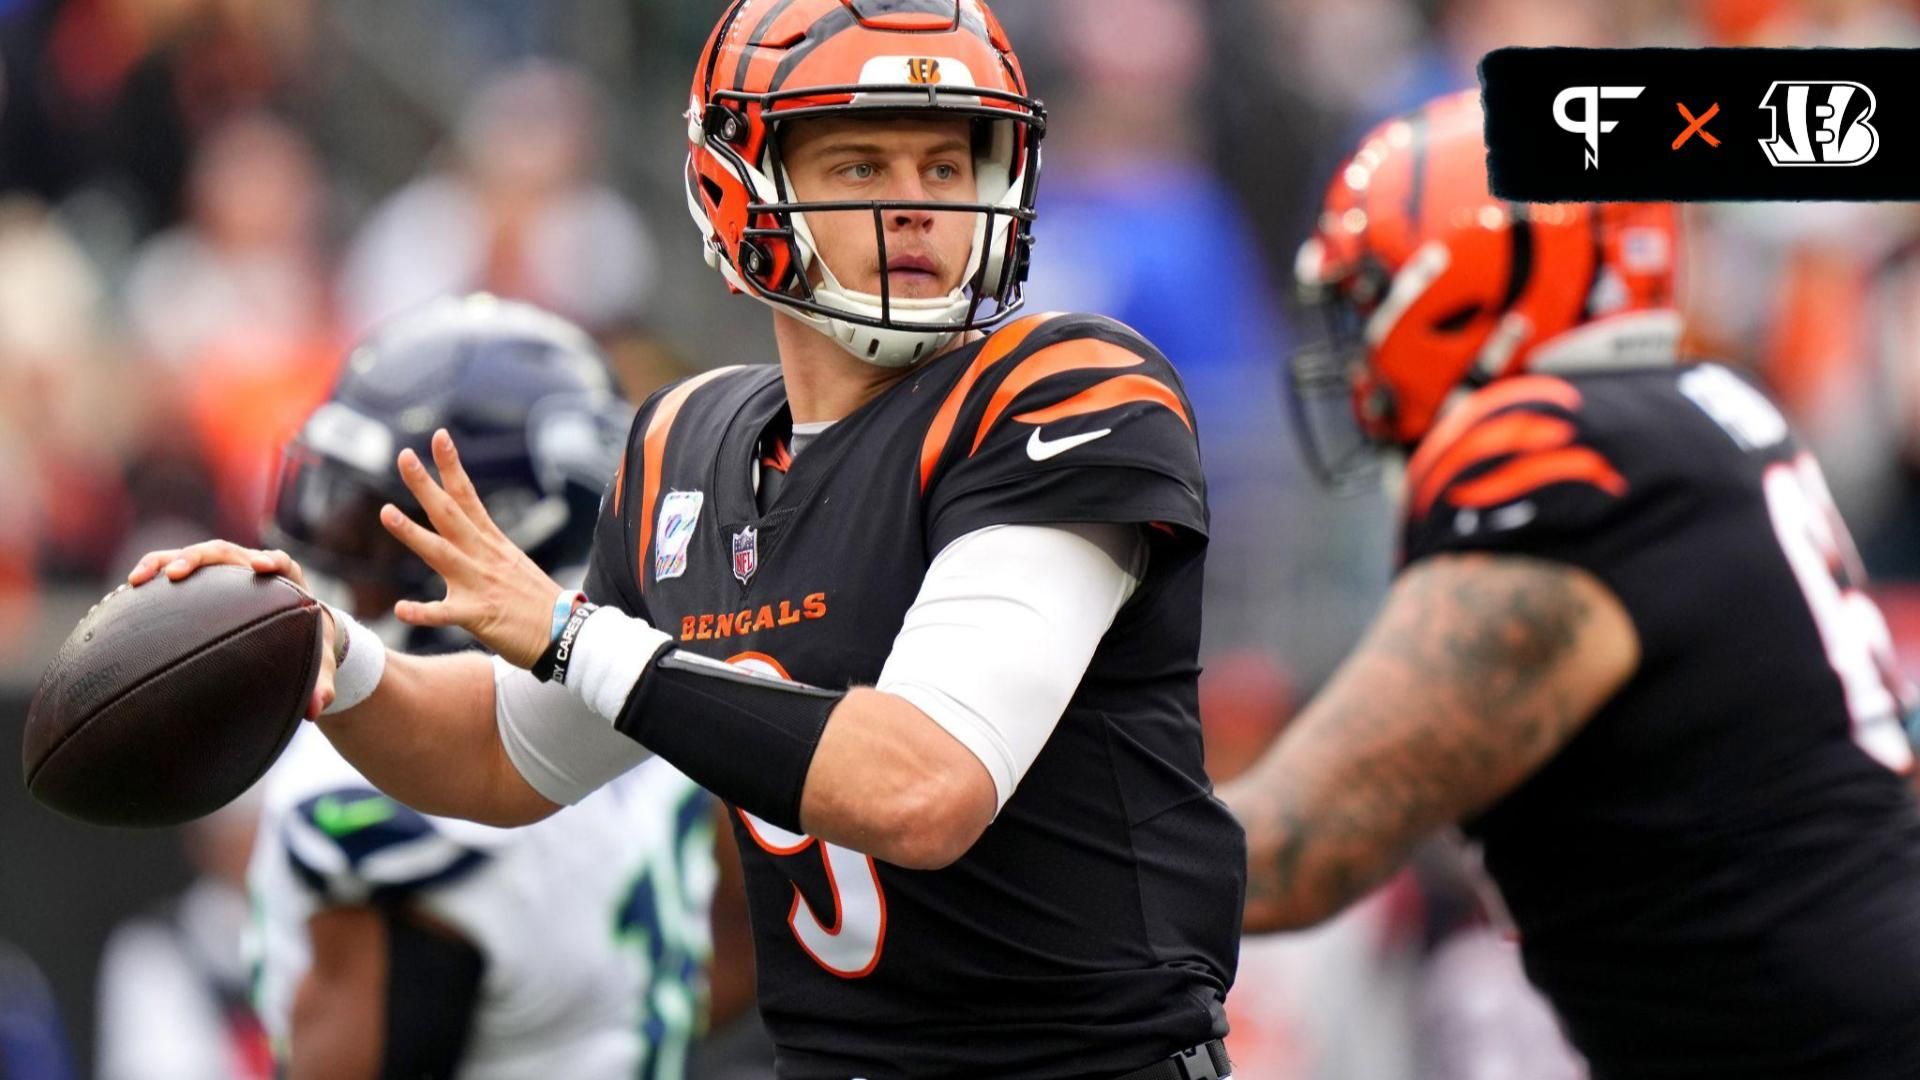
1432 303 1484 333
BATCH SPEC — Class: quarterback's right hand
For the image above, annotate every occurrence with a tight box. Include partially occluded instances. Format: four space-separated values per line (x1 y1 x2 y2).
127 540 340 719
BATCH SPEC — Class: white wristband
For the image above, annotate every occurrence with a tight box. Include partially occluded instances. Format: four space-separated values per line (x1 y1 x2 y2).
565 607 674 722
321 606 388 716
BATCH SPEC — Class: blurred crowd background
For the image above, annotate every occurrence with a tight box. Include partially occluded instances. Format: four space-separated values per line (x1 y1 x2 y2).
8 0 1920 1076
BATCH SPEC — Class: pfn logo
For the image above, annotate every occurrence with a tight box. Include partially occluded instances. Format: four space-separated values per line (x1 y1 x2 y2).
1553 85 1645 169
1758 81 1878 167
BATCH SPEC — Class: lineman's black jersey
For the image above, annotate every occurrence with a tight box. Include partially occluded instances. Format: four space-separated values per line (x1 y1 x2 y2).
1403 363 1920 1079
583 313 1242 1079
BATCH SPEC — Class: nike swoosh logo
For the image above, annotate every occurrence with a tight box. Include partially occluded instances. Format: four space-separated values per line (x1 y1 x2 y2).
312 795 398 838
1026 427 1113 462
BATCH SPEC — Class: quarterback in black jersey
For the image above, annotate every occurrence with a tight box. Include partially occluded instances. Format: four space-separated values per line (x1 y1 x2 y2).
572 310 1235 1078
127 2 1241 1078
1225 89 1920 1079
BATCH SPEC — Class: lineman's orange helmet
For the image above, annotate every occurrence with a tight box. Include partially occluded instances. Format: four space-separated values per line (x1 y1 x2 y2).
1290 89 1681 488
685 0 1044 367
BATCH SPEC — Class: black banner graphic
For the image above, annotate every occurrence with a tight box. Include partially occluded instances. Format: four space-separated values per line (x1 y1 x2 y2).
1482 47 1918 201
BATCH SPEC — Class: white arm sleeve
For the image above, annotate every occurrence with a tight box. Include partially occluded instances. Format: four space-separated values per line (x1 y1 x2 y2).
876 522 1144 812
493 654 651 806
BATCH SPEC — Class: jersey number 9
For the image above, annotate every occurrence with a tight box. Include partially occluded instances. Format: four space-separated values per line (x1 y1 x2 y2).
727 652 888 978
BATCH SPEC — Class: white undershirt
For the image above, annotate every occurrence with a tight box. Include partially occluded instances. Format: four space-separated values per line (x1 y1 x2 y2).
788 419 833 456
496 521 1144 813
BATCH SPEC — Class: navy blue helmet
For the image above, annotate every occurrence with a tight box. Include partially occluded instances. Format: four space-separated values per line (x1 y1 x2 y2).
269 295 631 597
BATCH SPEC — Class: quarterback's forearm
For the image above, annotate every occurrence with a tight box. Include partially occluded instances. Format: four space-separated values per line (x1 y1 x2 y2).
799 522 1136 864
547 524 1131 867
799 689 996 868
551 621 991 868
319 650 557 827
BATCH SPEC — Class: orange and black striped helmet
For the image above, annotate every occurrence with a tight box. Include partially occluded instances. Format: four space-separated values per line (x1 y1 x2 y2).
1290 89 1681 487
685 0 1045 367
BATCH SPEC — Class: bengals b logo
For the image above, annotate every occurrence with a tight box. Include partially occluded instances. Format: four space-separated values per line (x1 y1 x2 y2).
1758 81 1879 167
906 58 943 85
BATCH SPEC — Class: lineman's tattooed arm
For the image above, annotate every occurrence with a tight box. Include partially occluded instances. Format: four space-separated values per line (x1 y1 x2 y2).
1224 553 1641 932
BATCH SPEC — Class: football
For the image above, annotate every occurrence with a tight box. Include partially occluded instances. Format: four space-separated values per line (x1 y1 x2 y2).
23 565 325 827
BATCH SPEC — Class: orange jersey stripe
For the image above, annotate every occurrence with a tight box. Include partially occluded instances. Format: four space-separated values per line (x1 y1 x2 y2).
1411 412 1577 516
611 455 627 517
970 338 1146 455
1408 375 1584 493
918 313 1058 493
638 366 740 594
1010 372 1194 434
1447 445 1627 509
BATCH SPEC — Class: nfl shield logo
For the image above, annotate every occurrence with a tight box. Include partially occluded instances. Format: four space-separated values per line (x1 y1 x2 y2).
731 526 759 584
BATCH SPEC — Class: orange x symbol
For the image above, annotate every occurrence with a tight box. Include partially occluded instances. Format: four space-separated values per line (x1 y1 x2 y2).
1673 102 1721 149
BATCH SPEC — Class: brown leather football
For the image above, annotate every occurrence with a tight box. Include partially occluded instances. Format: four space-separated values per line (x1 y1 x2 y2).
23 565 324 827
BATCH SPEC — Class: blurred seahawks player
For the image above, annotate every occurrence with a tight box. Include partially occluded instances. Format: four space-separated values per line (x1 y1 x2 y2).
246 296 737 1080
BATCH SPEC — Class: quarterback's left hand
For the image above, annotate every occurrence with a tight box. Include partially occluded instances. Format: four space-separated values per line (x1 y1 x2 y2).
381 428 563 669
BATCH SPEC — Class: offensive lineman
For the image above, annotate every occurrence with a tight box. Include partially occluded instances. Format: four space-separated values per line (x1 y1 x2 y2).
1226 90 1920 1078
131 4 1243 1078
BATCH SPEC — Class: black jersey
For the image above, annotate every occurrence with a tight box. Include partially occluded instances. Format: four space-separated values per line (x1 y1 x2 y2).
582 313 1242 1079
1403 363 1920 1079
